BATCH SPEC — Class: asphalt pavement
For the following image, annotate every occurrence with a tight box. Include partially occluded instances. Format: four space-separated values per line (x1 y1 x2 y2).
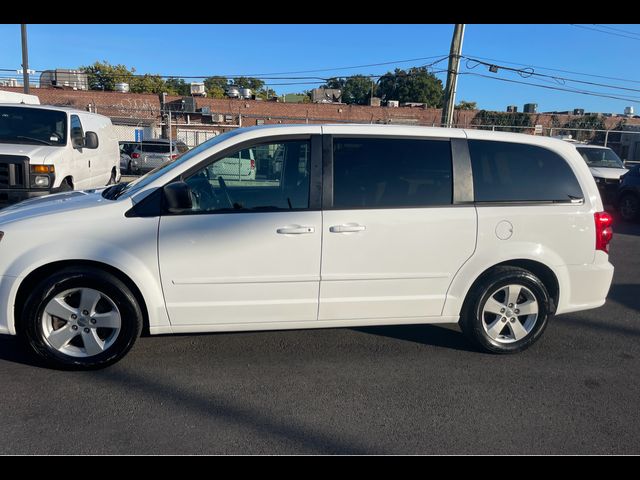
0 220 639 454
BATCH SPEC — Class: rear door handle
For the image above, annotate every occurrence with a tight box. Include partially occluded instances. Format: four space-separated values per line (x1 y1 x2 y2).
277 225 315 234
329 224 366 233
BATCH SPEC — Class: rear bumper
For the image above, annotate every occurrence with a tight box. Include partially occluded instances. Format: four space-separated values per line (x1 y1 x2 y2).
556 257 615 315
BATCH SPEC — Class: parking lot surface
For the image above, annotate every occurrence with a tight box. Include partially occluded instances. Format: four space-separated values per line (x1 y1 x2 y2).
0 221 638 455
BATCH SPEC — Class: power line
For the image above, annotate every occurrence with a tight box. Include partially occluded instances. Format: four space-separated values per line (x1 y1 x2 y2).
569 24 640 42
462 52 640 85
462 56 640 96
0 55 451 82
593 24 640 38
462 72 640 104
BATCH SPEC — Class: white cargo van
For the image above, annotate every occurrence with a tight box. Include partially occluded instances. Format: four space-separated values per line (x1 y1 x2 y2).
0 104 120 206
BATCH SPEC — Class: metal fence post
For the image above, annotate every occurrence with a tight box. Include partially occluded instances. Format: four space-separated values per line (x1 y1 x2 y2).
604 130 610 147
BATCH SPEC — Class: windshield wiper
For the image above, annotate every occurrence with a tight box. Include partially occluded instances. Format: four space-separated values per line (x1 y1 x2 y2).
15 135 52 146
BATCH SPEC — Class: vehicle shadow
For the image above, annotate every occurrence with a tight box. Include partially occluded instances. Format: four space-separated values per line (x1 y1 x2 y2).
352 324 479 353
607 283 640 314
0 334 45 368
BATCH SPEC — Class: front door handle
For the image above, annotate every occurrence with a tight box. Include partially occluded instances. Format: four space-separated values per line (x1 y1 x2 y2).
329 224 366 233
277 225 315 234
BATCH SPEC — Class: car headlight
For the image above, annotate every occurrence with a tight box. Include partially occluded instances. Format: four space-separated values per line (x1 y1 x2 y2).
34 175 50 187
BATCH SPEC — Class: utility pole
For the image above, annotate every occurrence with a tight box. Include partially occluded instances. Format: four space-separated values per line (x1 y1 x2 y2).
441 24 466 128
21 24 30 94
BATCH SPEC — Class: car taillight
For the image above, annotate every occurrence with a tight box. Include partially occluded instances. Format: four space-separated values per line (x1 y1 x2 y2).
250 159 255 170
171 154 178 159
595 211 613 253
131 153 140 159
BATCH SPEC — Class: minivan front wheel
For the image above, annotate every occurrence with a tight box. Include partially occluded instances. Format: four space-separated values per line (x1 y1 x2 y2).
19 267 143 369
460 267 551 354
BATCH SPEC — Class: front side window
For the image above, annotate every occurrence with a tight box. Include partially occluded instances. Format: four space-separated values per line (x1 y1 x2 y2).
469 140 584 202
70 115 84 148
332 137 453 208
184 140 310 212
0 106 67 146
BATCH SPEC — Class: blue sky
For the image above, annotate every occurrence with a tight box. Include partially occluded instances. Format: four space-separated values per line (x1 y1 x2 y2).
1 24 639 114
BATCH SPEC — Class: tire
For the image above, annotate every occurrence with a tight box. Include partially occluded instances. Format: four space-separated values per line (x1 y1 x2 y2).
459 266 551 354
18 267 143 370
618 192 640 222
106 168 117 186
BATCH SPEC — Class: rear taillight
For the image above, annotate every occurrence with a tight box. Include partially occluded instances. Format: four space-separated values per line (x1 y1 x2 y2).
250 159 255 170
131 153 140 159
171 154 178 159
595 211 613 253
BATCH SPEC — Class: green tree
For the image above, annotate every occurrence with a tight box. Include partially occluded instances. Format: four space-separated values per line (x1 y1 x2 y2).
130 74 167 94
376 67 444 107
232 77 265 92
471 110 533 132
455 100 477 110
164 78 191 96
323 75 374 105
559 114 606 142
80 60 135 91
204 76 229 98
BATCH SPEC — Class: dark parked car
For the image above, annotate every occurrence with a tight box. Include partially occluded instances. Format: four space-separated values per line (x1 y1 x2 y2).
119 141 138 174
615 164 640 221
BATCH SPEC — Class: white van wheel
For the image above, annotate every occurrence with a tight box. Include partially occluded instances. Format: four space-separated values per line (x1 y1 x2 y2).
107 169 117 185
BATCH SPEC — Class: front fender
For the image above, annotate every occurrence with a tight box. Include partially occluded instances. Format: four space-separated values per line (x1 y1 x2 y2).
0 218 170 336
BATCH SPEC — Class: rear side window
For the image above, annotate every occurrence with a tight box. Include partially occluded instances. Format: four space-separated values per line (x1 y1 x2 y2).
333 137 453 208
468 140 583 202
141 143 170 154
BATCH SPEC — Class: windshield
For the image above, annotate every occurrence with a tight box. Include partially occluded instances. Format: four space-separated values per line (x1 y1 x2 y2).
104 129 245 200
577 147 625 169
0 106 67 146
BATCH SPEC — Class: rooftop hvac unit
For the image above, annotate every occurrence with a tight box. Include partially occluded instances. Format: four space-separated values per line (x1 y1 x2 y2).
625 106 634 115
224 114 233 122
387 100 399 108
573 108 585 116
240 88 252 99
190 82 206 96
523 103 538 113
226 86 240 98
212 114 224 123
115 83 129 93
182 97 197 113
200 106 211 115
506 105 518 113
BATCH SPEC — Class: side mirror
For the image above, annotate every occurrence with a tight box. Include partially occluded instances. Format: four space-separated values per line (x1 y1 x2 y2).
84 131 99 149
163 181 193 213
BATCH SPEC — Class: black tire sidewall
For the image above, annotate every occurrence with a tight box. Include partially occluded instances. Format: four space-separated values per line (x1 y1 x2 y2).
619 193 640 221
19 268 142 369
462 269 550 354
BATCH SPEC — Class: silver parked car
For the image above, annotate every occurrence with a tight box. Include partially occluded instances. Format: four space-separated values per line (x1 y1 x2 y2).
129 139 189 175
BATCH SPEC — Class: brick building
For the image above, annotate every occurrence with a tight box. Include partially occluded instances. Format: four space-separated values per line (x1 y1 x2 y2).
3 86 640 151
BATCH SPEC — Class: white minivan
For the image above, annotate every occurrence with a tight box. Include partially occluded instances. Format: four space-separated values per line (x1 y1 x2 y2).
0 124 614 369
0 104 120 207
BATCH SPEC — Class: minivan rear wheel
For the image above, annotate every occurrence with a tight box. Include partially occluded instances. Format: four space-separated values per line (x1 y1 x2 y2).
460 266 551 354
18 267 143 369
